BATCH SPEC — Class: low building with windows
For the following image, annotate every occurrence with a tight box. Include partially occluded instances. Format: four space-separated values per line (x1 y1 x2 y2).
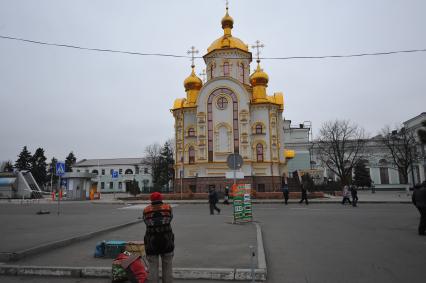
72 158 152 193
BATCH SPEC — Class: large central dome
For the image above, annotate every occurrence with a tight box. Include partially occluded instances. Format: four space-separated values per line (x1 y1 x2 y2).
206 7 249 53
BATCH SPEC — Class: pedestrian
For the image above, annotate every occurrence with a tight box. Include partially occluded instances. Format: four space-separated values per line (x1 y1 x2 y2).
208 187 221 215
299 182 309 205
342 185 352 205
351 185 358 207
143 192 174 283
281 178 289 205
412 181 426 236
223 186 230 205
371 181 376 194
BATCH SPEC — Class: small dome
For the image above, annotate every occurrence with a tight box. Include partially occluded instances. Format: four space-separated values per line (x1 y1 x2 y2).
221 10 234 29
250 63 269 86
184 66 203 91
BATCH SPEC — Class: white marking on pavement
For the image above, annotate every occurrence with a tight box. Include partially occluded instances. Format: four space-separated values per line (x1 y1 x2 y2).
118 204 178 210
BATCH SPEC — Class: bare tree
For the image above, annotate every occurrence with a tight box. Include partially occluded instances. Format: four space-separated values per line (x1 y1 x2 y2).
381 126 418 186
144 143 162 191
316 120 366 185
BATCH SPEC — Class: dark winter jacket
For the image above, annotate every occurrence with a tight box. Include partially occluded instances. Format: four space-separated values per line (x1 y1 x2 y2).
143 201 174 255
412 185 426 208
208 190 219 204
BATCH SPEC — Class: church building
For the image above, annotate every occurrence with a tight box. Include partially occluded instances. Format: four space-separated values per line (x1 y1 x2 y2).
171 5 294 193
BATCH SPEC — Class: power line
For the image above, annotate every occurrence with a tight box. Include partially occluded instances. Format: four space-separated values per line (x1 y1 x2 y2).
1 34 426 61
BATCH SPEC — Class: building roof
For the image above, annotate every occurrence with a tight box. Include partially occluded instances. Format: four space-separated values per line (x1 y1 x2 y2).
74 158 147 167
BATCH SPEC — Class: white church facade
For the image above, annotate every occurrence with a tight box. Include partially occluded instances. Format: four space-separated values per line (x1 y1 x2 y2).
171 6 294 193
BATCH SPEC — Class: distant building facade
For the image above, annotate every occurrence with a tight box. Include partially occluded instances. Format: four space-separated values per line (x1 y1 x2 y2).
72 158 152 193
285 113 426 189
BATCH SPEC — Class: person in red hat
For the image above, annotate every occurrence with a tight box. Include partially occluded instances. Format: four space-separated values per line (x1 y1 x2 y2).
143 192 174 282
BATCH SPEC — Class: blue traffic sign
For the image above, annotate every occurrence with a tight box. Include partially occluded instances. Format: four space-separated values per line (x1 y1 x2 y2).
56 162 65 177
112 170 118 179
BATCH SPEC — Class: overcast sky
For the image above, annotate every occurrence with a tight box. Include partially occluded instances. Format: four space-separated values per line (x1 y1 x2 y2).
0 0 425 163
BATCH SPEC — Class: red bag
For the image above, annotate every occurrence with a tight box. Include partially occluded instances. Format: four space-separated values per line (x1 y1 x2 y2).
114 252 148 283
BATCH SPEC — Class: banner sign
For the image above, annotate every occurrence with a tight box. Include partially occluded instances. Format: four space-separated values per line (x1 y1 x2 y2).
232 184 252 223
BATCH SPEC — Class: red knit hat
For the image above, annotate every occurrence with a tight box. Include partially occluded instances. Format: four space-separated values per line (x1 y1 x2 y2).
150 192 163 202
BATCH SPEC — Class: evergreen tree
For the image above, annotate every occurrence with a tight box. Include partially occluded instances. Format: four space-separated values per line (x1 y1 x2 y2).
353 161 372 188
2 161 14 172
128 179 141 196
159 141 175 191
15 146 32 171
31 148 48 186
65 152 77 172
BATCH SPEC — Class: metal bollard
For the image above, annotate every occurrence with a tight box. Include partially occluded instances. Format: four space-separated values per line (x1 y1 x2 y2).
249 245 256 283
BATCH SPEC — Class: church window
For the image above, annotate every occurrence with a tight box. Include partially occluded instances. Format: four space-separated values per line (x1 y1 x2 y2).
125 169 133 175
188 146 195 164
255 124 263 134
256 144 264 162
209 63 215 79
216 97 228 110
188 127 195 137
223 62 230 76
240 63 245 82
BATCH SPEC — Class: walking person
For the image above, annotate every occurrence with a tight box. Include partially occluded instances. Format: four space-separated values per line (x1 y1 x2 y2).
281 177 289 205
342 185 352 205
351 185 358 207
223 186 230 205
208 187 221 215
299 182 309 205
412 182 426 235
143 192 174 283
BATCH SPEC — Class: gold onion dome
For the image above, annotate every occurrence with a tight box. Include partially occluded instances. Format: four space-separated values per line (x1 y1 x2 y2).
221 9 234 29
250 62 269 86
207 8 249 53
184 66 203 91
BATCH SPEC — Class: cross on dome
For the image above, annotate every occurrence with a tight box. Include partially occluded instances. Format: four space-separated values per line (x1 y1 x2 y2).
199 69 207 83
251 40 265 63
187 46 199 68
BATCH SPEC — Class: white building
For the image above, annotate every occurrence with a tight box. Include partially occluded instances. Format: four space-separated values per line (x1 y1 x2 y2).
72 158 153 193
171 6 294 192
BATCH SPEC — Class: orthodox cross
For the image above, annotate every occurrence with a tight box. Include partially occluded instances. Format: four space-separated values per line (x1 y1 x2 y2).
187 46 199 67
251 40 264 63
199 69 207 82
225 0 229 10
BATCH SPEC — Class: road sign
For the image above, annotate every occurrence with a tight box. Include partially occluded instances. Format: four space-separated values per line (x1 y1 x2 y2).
227 153 243 170
56 162 65 177
226 171 244 179
112 170 118 179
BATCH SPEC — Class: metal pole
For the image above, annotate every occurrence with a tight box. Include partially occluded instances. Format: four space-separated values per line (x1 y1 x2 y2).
57 176 61 215
180 168 183 200
249 245 256 283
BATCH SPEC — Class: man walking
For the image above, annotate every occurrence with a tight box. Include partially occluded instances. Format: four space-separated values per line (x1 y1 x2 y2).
299 182 309 205
351 185 358 207
208 187 221 215
342 185 352 205
412 182 426 235
282 177 289 205
143 192 174 283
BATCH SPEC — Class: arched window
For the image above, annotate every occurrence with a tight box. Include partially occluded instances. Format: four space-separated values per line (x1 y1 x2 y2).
92 170 98 175
256 144 264 162
255 124 263 134
188 146 195 164
188 128 195 137
240 63 245 82
223 62 229 76
125 169 133 175
209 63 215 79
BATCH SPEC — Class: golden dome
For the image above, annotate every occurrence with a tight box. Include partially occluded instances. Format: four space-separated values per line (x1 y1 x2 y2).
221 10 234 29
206 8 249 53
250 63 269 87
184 66 203 91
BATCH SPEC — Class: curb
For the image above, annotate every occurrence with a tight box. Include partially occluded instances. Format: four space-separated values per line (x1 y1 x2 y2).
0 265 266 281
0 219 143 262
